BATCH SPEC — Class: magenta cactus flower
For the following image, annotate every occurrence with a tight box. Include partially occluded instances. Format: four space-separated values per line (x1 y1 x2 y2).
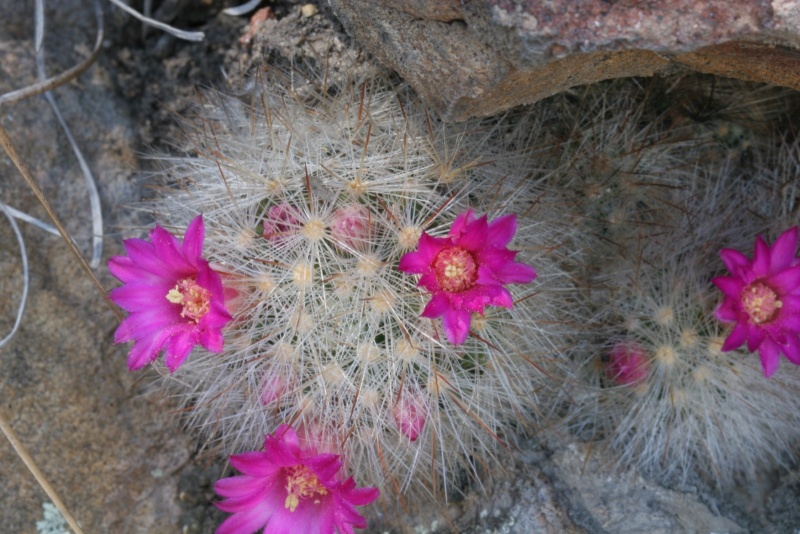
398 209 537 345
712 227 800 377
605 341 651 386
108 215 232 372
214 424 380 534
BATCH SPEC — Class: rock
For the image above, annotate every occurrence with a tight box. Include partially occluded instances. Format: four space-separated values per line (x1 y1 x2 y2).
233 0 384 89
328 0 800 120
550 443 747 534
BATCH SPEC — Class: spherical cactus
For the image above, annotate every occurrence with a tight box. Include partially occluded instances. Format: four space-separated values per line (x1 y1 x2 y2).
129 69 579 502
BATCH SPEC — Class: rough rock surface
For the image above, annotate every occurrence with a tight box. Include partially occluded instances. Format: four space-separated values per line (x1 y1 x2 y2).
0 1 233 532
550 443 746 534
329 0 800 120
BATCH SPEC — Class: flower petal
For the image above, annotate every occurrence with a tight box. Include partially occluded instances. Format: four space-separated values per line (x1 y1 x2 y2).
150 225 192 273
198 322 225 353
486 214 517 248
448 208 475 238
453 283 513 312
455 215 488 251
305 454 343 483
230 451 281 477
421 293 450 319
719 248 750 276
214 505 271 534
197 258 226 299
265 505 328 534
441 307 471 345
775 310 800 334
214 475 269 499
125 325 183 371
164 330 197 372
123 237 168 276
780 294 800 313
714 297 740 322
780 334 800 365
711 276 745 298
721 322 748 351
746 322 767 352
474 247 516 272
752 236 770 277
492 260 537 285
758 338 781 377
205 302 234 329
769 226 799 272
110 282 175 313
183 214 206 261
344 485 380 507
417 272 440 292
765 265 800 295
398 234 445 274
114 309 182 344
108 256 160 284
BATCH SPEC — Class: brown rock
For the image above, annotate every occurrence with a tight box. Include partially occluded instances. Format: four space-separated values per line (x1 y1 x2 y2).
329 0 800 120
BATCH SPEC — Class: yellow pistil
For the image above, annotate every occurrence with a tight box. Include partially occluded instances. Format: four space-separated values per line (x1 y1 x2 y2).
166 288 183 304
284 465 327 512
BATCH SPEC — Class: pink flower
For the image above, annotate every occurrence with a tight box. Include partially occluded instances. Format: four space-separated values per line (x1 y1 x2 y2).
605 342 650 386
712 227 800 377
398 209 537 345
214 425 380 534
108 215 232 372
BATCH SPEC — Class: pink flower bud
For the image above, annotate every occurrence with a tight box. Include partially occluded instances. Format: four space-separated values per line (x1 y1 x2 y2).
392 389 427 441
259 374 288 405
331 205 371 250
263 203 300 242
606 341 651 386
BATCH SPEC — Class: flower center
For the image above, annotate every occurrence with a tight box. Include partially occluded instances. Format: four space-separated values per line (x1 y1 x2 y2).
432 246 478 293
284 465 328 512
165 278 211 323
741 282 782 324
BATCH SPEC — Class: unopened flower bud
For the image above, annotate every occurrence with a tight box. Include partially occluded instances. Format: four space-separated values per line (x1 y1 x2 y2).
263 203 300 242
392 388 427 441
331 204 371 250
606 341 650 386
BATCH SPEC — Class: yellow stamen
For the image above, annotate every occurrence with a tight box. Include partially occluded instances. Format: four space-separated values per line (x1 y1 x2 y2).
164 278 212 323
284 465 327 512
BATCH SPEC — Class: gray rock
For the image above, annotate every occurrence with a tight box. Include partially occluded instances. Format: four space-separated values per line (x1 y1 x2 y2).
0 1 192 532
551 443 747 534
